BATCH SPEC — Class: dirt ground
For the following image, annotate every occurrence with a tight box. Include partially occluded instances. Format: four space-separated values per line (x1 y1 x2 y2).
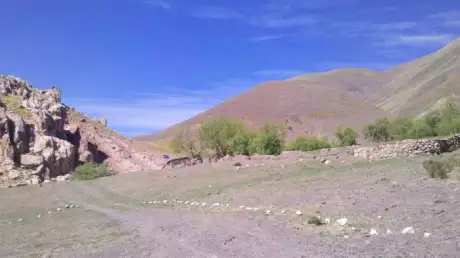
0 152 459 258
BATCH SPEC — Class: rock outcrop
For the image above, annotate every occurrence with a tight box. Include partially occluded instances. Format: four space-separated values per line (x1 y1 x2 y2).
0 75 163 187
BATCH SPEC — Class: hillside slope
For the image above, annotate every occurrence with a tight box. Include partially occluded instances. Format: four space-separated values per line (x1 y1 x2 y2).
138 37 460 144
372 38 460 116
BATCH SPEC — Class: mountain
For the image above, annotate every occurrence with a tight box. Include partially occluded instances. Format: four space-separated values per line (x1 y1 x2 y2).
0 76 163 188
137 37 460 144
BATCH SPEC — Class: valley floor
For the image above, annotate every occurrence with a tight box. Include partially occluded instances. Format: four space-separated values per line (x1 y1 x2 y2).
0 154 459 257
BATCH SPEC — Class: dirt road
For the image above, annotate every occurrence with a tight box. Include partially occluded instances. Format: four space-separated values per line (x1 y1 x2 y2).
0 156 459 257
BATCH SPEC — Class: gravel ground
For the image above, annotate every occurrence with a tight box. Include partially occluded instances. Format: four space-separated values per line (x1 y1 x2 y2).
0 154 459 257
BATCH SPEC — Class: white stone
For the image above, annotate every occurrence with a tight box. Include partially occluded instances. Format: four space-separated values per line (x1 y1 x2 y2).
325 160 331 165
65 204 70 208
370 229 378 235
336 218 348 226
424 232 431 238
343 235 350 239
253 207 260 211
185 201 189 204
245 207 253 211
18 218 23 222
201 203 207 207
240 205 245 209
324 218 331 224
57 208 62 212
402 227 415 234
377 215 382 219
48 211 52 214
386 229 392 234
37 214 41 218
280 209 286 214
265 210 272 215
296 210 302 216
226 203 230 207
142 201 147 204
163 200 168 203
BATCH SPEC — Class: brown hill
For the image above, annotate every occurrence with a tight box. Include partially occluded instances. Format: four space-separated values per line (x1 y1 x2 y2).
137 37 460 145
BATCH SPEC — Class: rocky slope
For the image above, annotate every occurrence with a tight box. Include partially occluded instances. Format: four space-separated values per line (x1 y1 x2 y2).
139 38 460 144
0 76 163 187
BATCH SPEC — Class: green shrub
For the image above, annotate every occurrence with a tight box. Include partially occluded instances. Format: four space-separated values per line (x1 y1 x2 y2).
72 162 114 181
363 118 393 142
423 159 451 179
250 124 285 155
233 162 242 167
286 136 331 152
170 128 200 156
390 117 414 140
334 127 358 146
228 129 256 156
198 117 247 158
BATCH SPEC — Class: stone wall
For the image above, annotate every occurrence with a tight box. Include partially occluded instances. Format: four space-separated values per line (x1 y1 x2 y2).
353 134 460 160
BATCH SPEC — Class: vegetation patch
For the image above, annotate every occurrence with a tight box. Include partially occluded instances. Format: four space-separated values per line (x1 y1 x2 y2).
72 162 115 181
286 136 331 152
422 154 460 180
1 95 31 118
364 101 460 142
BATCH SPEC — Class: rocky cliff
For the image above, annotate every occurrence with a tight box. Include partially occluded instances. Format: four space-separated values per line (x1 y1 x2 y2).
0 75 163 187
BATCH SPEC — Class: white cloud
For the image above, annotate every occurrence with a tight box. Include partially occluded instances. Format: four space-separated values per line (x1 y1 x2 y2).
248 34 287 42
429 11 460 27
191 6 243 19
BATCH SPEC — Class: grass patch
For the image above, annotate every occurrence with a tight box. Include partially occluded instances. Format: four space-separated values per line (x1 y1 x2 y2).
1 95 32 118
422 154 460 180
307 216 325 226
72 163 115 181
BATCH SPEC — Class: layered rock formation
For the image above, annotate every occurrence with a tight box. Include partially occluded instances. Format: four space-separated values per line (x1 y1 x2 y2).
0 75 162 187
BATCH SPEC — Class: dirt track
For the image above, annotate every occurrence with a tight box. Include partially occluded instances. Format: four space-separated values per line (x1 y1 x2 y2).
0 155 459 257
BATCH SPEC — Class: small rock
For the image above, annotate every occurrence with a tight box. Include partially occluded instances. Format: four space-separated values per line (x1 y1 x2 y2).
324 160 331 165
37 214 41 218
240 205 245 209
65 204 70 209
343 235 350 239
369 229 378 235
48 211 52 214
163 200 168 203
386 229 392 234
296 210 302 216
18 218 23 222
424 232 431 238
57 208 62 212
324 218 331 224
280 209 286 214
148 201 152 204
377 215 382 219
142 201 147 204
402 227 415 234
336 218 348 226
265 210 272 215
201 203 207 207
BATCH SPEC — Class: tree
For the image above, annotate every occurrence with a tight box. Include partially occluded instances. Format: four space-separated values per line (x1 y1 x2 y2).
363 118 393 142
198 117 247 158
334 127 358 146
170 128 200 156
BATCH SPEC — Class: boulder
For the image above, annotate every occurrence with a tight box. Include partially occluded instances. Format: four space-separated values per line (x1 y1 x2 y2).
79 150 94 163
20 154 44 169
32 135 76 178
8 170 21 180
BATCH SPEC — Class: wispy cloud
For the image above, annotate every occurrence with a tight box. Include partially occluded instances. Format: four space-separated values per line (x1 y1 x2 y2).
65 79 259 136
248 34 288 42
429 11 460 27
378 34 455 47
191 6 243 19
253 69 304 77
145 0 171 9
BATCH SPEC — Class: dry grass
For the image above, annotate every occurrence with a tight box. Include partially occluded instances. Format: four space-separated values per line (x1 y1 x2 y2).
1 95 32 118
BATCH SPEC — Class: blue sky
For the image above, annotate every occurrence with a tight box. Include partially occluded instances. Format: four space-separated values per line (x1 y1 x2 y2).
1 0 459 136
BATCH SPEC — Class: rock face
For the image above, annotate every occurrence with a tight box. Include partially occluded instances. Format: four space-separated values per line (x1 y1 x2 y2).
0 75 163 187
352 135 460 160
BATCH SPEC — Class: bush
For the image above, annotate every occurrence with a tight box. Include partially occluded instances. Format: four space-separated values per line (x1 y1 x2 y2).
72 162 114 180
334 127 357 146
390 117 413 140
228 129 256 156
233 162 242 167
286 136 331 152
170 128 200 156
250 124 285 155
363 118 393 142
422 159 451 179
198 117 248 158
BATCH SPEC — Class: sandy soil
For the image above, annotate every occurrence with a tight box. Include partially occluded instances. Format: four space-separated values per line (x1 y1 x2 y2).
0 153 459 257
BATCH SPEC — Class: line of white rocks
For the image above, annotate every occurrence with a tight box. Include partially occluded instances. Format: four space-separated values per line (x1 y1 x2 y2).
140 199 432 238
1 204 79 225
